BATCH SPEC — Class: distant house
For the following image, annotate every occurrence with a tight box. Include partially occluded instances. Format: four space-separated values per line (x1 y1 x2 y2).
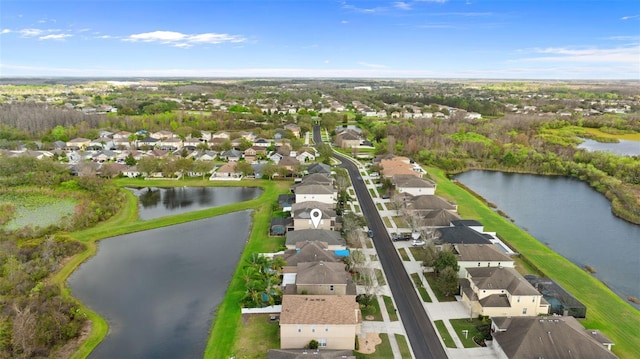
66 138 91 149
334 130 361 149
461 266 549 317
392 174 436 196
279 295 361 350
212 162 242 179
150 130 175 140
491 316 616 359
220 149 243 162
284 123 301 138
379 156 424 178
296 149 316 163
307 162 331 175
278 156 300 171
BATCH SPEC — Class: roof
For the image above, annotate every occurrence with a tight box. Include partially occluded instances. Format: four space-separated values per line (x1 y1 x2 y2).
467 267 540 295
280 241 340 266
392 174 436 188
217 162 238 173
278 156 300 166
437 226 493 245
296 262 349 285
455 244 513 263
492 316 617 359
268 349 355 359
279 295 360 325
286 230 345 247
290 201 332 212
293 206 336 220
307 162 331 174
451 219 483 227
302 173 333 185
408 195 456 211
294 184 336 195
421 209 461 227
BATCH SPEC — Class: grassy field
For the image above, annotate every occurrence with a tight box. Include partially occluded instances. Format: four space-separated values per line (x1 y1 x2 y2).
362 297 383 321
230 314 280 358
410 273 431 302
394 334 412 358
426 166 640 358
424 272 456 302
582 127 640 141
354 334 393 359
57 178 290 359
433 320 456 348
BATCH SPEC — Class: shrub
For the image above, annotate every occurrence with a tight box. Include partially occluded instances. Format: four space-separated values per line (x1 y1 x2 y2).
308 340 319 349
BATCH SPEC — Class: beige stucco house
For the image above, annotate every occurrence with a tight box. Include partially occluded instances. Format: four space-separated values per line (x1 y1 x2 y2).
455 243 514 278
279 295 361 350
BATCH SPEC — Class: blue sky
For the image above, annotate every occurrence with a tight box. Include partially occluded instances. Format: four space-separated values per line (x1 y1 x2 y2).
1 0 638 79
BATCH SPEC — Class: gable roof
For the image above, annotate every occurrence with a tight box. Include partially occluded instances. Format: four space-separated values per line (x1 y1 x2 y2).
294 184 336 195
290 201 332 212
492 316 617 359
408 195 456 211
286 230 345 247
437 226 493 245
280 241 340 266
467 266 539 295
293 206 336 220
279 295 360 325
296 261 349 285
392 174 436 188
421 209 461 227
455 244 513 263
307 162 331 174
302 173 333 185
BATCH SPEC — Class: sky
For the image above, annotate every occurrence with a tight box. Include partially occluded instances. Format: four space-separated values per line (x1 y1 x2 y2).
0 0 639 79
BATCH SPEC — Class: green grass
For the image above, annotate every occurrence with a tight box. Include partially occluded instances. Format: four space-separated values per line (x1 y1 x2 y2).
354 203 361 213
394 334 412 358
375 268 386 286
408 247 427 262
230 314 280 358
410 273 431 302
399 248 410 261
361 296 383 321
382 216 392 228
376 202 384 211
368 188 378 198
392 216 409 228
354 333 393 359
424 272 456 302
370 254 378 261
426 165 640 358
449 318 485 348
382 295 398 321
58 179 290 359
434 320 456 348
349 188 356 197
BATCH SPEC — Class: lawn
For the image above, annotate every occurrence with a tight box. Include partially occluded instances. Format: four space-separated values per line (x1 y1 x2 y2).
375 268 386 286
392 216 409 228
354 334 393 359
410 273 431 302
408 246 427 262
354 203 361 213
230 314 280 358
382 216 392 228
394 334 412 358
399 248 410 261
382 295 398 321
368 188 378 198
433 320 456 348
376 202 384 211
361 296 383 321
426 165 640 358
449 318 487 348
423 272 456 302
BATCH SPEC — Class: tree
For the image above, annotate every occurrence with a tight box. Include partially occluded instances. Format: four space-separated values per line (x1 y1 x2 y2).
193 160 214 180
434 246 459 274
137 156 159 176
421 242 439 268
236 161 254 177
124 153 136 166
436 266 459 297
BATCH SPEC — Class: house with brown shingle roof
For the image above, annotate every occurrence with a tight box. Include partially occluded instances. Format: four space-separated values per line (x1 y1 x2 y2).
379 156 423 178
392 174 436 196
461 266 549 318
491 316 617 359
292 261 354 296
279 295 361 350
454 243 514 278
292 205 337 231
279 241 340 273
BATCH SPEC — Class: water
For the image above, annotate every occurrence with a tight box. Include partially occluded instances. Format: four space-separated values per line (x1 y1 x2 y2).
577 138 640 156
127 186 262 220
455 170 640 309
68 211 252 359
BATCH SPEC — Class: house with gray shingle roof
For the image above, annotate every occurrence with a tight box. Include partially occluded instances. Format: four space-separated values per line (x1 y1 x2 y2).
279 295 361 350
454 243 514 277
285 230 345 250
491 316 617 359
291 261 354 296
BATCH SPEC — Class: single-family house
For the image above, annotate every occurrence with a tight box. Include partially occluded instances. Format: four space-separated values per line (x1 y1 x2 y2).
392 174 436 196
212 162 242 179
292 205 337 231
278 156 300 172
284 124 301 138
212 131 231 140
285 230 346 250
279 241 341 273
278 194 296 212
138 137 160 149
291 261 355 295
420 209 461 227
113 131 132 140
66 138 91 149
454 244 514 278
122 165 141 178
253 138 271 147
404 194 458 214
461 266 550 318
150 130 175 140
491 316 617 359
279 295 361 350
334 130 361 149
436 226 493 245
379 156 423 178
269 152 284 164
307 162 331 175
294 184 338 206
298 173 333 186
195 151 218 161
220 149 243 162
296 149 316 163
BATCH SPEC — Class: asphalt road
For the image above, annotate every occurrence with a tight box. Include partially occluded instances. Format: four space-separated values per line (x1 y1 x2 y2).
313 126 448 359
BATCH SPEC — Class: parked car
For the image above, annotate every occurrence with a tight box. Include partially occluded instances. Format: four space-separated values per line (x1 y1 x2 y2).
367 230 374 238
411 239 426 246
392 233 412 241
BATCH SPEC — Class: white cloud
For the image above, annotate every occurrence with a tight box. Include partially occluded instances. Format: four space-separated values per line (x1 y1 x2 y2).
341 2 386 14
19 28 44 37
124 30 246 46
621 15 639 20
358 61 387 68
39 34 72 40
519 45 640 64
1 29 11 34
394 2 412 10
341 20 349 24
416 0 449 3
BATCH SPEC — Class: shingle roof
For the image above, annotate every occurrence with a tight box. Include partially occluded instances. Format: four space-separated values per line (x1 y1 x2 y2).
279 295 361 325
290 201 332 212
293 207 336 220
467 267 539 295
286 230 345 247
294 184 336 195
392 174 436 188
455 244 513 262
492 316 617 359
280 242 339 266
409 195 456 211
296 262 349 285
307 162 331 174
437 226 492 245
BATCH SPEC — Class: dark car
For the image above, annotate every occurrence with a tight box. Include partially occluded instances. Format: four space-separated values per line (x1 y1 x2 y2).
367 230 374 238
392 233 412 241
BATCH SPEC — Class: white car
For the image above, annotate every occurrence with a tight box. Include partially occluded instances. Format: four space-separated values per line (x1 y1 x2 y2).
411 240 426 246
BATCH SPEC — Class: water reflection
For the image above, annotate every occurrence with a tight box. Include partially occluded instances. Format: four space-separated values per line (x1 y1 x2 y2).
578 138 640 156
127 187 262 220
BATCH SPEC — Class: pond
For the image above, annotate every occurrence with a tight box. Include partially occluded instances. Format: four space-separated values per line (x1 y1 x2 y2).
577 138 640 156
68 211 252 359
455 171 640 309
127 186 262 220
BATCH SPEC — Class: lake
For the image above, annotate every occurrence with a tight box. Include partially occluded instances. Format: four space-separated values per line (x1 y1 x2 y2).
455 171 640 309
127 186 262 220
577 138 640 156
67 211 252 359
